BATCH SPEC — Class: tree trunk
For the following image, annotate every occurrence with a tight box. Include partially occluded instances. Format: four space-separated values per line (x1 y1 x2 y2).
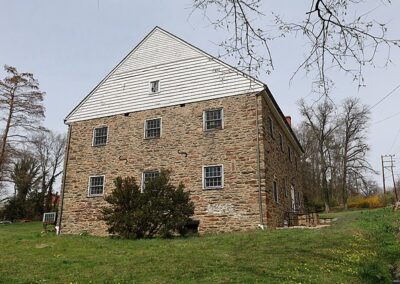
0 89 15 174
322 169 330 213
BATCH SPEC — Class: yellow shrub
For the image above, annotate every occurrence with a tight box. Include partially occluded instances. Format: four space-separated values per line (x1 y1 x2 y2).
348 195 382 209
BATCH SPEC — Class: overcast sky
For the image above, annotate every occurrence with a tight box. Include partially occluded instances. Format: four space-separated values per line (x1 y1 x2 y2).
1 0 399 186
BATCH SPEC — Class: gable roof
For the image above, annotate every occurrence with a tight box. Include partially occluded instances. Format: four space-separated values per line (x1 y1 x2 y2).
65 26 303 152
65 26 264 123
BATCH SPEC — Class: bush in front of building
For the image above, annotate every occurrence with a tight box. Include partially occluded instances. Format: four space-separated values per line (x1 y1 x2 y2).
101 172 195 239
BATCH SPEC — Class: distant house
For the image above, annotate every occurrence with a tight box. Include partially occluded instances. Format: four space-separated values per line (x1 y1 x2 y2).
58 27 304 236
44 193 60 209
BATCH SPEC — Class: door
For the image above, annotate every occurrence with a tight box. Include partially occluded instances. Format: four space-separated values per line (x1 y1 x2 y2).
290 185 296 211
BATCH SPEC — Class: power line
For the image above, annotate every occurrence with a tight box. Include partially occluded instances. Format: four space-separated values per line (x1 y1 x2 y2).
368 83 400 111
389 128 400 152
373 110 400 124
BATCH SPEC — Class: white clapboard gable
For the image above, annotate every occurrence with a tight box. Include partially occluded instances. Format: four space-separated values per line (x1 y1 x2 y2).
65 27 265 123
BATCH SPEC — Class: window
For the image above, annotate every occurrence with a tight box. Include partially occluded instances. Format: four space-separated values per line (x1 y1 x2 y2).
296 191 301 208
203 165 223 189
145 118 161 139
279 133 284 152
150 80 159 93
283 177 288 198
142 170 160 191
288 146 292 161
93 126 108 146
272 181 278 203
268 117 274 138
204 109 223 131
88 176 105 196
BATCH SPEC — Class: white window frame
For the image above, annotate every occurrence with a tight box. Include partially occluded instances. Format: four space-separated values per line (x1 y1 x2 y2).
87 175 105 197
149 80 160 94
144 117 162 139
203 108 224 131
141 170 161 192
272 180 279 204
202 164 224 190
92 126 108 146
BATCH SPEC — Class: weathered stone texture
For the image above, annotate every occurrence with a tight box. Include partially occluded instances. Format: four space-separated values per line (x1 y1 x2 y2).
60 92 303 235
258 94 303 228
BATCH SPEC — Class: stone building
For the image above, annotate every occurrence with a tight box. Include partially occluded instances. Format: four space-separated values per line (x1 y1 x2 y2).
58 27 304 235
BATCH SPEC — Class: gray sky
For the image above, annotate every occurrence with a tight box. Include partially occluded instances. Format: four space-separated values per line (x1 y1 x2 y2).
1 0 399 185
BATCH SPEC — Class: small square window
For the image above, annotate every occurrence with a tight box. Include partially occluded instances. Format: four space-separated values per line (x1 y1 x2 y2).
273 181 278 203
203 165 223 189
88 176 104 196
204 109 223 131
93 126 108 146
145 118 161 139
150 80 159 93
142 170 160 191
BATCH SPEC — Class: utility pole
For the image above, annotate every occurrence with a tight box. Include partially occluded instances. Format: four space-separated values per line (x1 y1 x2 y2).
390 155 398 202
381 155 386 194
382 154 398 202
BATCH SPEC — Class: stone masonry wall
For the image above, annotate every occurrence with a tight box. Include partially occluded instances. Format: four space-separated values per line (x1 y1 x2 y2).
61 93 264 236
259 94 303 227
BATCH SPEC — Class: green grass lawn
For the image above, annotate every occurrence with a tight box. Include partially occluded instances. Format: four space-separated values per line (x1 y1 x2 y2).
1 208 399 284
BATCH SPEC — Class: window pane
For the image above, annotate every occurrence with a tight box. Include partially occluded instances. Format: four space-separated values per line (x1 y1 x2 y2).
150 80 159 93
273 181 278 203
204 165 223 189
89 176 104 196
205 109 222 130
143 171 160 189
93 127 108 146
145 118 161 138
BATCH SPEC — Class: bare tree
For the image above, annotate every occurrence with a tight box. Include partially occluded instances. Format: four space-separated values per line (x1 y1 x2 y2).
299 99 337 212
294 123 321 207
0 65 46 181
191 0 399 94
33 131 66 211
338 97 375 208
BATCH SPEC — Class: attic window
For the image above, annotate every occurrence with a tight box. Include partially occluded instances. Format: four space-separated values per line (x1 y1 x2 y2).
150 80 160 94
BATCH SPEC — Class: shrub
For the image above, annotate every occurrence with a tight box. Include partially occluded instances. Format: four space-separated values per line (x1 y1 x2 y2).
102 172 195 239
2 191 44 221
303 196 325 212
3 197 26 221
348 195 382 209
378 192 395 207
